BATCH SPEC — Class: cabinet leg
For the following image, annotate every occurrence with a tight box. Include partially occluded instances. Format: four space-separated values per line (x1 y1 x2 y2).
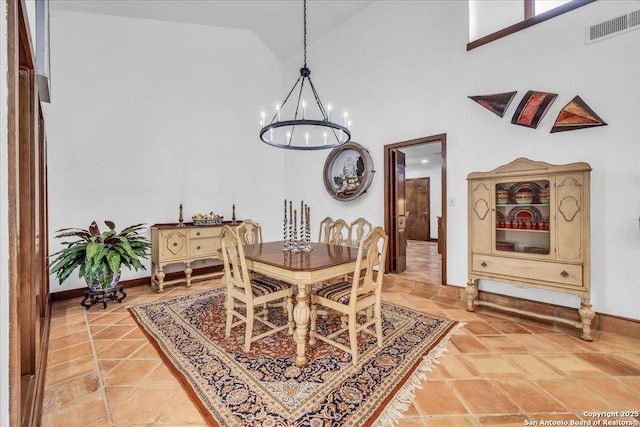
465 281 477 312
578 301 595 341
185 262 193 287
157 267 165 293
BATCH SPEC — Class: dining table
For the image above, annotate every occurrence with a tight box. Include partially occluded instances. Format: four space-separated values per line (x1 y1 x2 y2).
242 241 360 367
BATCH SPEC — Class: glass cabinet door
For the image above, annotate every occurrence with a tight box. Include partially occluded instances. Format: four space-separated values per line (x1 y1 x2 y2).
495 179 550 254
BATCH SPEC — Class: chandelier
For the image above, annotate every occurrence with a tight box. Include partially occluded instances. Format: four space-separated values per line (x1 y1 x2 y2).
259 0 351 150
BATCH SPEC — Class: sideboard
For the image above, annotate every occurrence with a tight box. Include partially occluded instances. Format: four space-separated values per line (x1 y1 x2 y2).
150 222 233 292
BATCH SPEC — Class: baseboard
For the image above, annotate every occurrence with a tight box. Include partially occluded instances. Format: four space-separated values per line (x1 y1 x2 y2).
50 265 224 302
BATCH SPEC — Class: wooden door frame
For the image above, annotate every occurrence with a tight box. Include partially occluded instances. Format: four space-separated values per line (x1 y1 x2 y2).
384 133 447 285
7 1 51 425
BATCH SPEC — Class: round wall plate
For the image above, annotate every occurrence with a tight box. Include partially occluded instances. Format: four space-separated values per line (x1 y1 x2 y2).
323 142 375 202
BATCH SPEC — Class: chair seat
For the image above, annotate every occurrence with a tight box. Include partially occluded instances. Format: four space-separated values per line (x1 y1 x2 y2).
315 281 352 305
250 276 292 297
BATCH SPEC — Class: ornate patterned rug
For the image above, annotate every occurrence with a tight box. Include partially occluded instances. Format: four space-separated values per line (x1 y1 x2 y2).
129 287 460 426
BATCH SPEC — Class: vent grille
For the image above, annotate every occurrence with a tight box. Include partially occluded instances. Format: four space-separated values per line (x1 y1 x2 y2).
631 10 640 28
586 9 640 44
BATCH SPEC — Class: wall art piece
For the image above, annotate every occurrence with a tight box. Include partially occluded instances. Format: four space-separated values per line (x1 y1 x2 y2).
511 90 557 129
468 91 517 118
323 142 375 202
550 96 607 133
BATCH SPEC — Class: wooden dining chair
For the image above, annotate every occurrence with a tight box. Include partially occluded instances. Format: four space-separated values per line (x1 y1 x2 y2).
309 226 389 366
326 219 351 246
348 217 373 246
220 225 294 352
318 216 333 243
236 219 262 245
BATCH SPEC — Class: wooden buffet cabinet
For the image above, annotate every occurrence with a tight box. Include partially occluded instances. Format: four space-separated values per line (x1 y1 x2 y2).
466 158 594 340
151 222 229 292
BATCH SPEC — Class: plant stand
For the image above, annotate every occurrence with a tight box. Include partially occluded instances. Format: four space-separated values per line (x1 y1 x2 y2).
80 284 126 310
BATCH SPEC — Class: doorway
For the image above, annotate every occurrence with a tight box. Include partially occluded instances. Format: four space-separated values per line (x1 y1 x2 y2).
384 134 446 285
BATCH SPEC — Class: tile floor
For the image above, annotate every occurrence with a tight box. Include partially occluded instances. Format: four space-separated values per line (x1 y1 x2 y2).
42 241 640 426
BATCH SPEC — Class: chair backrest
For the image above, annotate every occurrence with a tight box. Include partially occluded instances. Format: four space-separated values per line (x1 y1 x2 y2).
220 225 253 299
348 217 373 246
326 219 350 246
236 219 262 245
350 226 388 302
318 216 333 243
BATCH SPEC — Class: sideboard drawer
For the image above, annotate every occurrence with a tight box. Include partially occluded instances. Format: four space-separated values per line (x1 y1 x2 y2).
472 254 583 287
189 227 219 239
189 237 220 257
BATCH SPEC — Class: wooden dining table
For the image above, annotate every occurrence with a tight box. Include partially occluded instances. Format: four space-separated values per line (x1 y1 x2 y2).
242 241 360 367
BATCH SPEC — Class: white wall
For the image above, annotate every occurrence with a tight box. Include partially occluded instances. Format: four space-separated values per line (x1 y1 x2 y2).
43 10 287 290
1 1 10 424
283 0 640 319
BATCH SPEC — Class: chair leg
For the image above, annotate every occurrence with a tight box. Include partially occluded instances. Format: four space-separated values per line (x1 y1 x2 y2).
375 302 383 347
244 306 254 353
262 303 269 321
349 312 358 366
287 295 294 335
309 301 317 345
225 298 233 338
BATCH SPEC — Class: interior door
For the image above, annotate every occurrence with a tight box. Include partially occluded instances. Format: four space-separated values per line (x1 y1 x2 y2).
405 177 431 241
391 150 407 273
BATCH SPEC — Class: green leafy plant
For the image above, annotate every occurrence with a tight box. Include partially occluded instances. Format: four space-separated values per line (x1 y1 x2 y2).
49 221 151 291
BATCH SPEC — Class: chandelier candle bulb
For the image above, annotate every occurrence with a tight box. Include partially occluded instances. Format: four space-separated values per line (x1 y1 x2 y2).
327 105 332 121
276 105 280 121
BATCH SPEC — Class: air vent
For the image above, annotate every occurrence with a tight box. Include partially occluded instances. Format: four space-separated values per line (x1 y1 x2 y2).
586 9 640 44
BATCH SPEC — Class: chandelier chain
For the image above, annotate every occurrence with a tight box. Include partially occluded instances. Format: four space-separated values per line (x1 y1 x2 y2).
303 0 307 67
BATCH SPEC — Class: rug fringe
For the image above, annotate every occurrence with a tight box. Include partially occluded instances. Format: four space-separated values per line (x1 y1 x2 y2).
372 322 465 427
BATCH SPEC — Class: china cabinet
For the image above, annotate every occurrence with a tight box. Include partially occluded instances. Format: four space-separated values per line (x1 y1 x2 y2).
151 222 228 292
466 158 593 340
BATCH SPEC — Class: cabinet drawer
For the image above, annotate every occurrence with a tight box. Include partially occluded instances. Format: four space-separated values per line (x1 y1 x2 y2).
472 254 583 287
189 227 220 239
189 237 220 257
159 230 188 260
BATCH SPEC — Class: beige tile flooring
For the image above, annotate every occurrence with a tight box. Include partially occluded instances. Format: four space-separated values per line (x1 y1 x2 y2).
43 275 640 427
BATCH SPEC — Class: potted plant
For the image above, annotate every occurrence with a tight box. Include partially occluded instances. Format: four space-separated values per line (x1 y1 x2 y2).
49 220 151 291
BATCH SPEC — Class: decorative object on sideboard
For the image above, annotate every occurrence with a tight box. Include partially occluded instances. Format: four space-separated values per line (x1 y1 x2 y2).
49 221 150 302
259 0 351 150
192 212 223 226
511 90 558 129
231 204 237 225
178 203 185 227
323 141 375 202
550 95 607 133
468 91 517 118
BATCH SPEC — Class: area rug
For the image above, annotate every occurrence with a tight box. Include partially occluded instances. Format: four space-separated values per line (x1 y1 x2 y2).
129 287 460 426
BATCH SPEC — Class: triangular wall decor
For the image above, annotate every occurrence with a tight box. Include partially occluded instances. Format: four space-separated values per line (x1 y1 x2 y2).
550 96 607 133
468 91 517 118
511 90 558 129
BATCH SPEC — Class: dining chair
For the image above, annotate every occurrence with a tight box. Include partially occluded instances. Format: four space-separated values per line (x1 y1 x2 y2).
318 216 333 243
326 219 351 246
348 217 373 246
309 226 389 366
220 225 294 352
236 219 262 245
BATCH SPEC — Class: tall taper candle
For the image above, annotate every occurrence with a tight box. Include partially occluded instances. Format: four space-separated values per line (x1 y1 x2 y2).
294 209 298 244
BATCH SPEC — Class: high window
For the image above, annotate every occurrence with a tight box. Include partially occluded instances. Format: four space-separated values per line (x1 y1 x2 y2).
468 0 596 50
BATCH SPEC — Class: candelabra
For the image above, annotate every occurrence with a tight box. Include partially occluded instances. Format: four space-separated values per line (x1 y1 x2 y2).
178 204 185 227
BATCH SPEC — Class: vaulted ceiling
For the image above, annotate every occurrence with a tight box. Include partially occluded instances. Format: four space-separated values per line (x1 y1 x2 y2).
49 0 375 60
